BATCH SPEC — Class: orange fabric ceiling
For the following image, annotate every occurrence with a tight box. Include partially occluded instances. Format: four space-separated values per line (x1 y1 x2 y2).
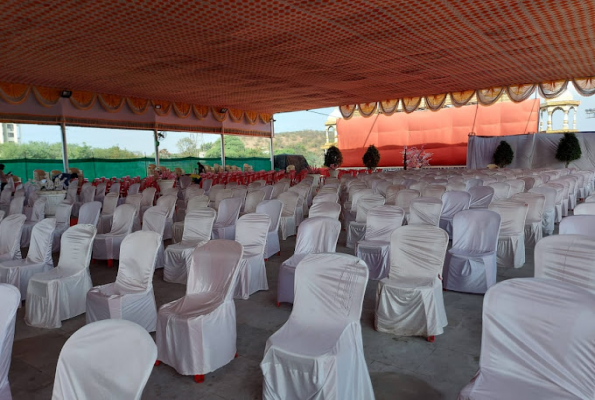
0 1 593 114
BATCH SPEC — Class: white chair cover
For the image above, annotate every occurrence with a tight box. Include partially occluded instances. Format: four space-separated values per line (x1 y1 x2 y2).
277 191 299 240
529 186 556 235
573 202 595 215
97 192 119 234
139 186 156 220
443 210 500 294
234 214 270 299
20 197 46 247
408 197 442 226
312 192 338 204
25 224 97 328
128 182 140 195
468 186 494 209
73 184 95 217
439 191 471 236
422 185 446 199
394 189 420 216
0 214 26 263
92 204 136 261
52 202 73 252
385 184 406 205
243 190 266 214
459 278 595 400
0 189 11 214
109 182 120 194
214 188 234 210
375 225 449 337
271 182 288 199
78 201 102 226
308 202 341 219
464 178 483 190
156 240 243 376
211 197 242 240
506 179 525 195
356 205 404 280
86 231 161 331
489 200 528 268
256 200 283 259
172 195 210 243
0 284 20 400
155 194 177 240
262 253 374 400
487 182 511 200
125 193 143 231
164 208 216 284
201 178 213 193
346 194 385 249
8 196 25 216
52 319 157 400
142 205 168 269
511 192 545 248
559 215 595 237
277 217 341 305
94 182 107 203
0 218 55 300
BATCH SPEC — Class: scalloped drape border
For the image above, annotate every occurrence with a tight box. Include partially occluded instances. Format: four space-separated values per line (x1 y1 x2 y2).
339 77 595 118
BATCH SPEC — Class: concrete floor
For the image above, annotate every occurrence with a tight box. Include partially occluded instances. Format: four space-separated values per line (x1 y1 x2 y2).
9 229 538 400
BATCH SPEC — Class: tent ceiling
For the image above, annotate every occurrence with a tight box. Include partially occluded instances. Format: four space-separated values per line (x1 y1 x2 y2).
0 0 593 114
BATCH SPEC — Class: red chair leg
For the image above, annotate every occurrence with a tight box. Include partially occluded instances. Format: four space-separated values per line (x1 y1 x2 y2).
107 259 114 268
194 374 205 383
155 360 161 366
276 302 281 307
277 251 281 256
427 336 435 343
91 258 96 264
235 353 238 358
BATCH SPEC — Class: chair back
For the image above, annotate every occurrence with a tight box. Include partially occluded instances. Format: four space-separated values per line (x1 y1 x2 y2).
365 205 404 241
452 209 500 254
256 200 283 232
389 225 448 280
182 208 217 244
235 214 270 258
58 224 97 272
294 217 341 255
115 231 161 293
408 197 442 226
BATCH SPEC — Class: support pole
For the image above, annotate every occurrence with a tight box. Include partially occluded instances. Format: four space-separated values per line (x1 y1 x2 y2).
60 121 69 172
153 129 160 167
220 132 226 170
270 119 275 170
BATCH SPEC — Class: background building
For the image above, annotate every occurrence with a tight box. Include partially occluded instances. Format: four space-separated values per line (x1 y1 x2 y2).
1 123 20 143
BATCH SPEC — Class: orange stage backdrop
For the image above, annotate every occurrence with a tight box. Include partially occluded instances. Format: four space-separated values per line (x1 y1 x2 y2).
337 100 539 167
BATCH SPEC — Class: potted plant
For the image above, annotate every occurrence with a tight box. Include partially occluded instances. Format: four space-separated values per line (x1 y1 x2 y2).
324 146 343 178
493 141 514 168
555 132 582 167
363 144 381 171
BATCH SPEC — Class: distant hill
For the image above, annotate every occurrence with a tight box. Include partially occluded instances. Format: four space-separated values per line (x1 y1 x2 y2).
242 129 326 167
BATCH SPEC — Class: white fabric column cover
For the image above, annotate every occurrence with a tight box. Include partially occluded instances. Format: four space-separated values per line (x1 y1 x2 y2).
511 192 545 248
52 203 73 252
261 253 374 400
92 204 136 260
164 208 216 284
234 214 271 299
573 202 595 215
0 214 26 262
443 210 500 294
559 215 595 237
488 200 528 268
439 191 471 236
312 192 339 204
243 190 266 215
375 225 449 337
487 182 511 200
528 186 556 235
277 192 299 240
308 202 341 219
86 231 161 331
77 201 102 226
277 217 341 305
52 319 157 400
0 284 20 400
211 197 242 240
347 194 385 249
0 218 55 300
97 192 119 234
156 194 177 240
534 234 595 293
25 224 97 329
8 196 25 216
125 193 143 231
142 205 169 269
172 195 210 243
459 278 595 400
256 200 283 259
422 185 446 199
156 240 243 376
356 206 405 280
408 197 443 226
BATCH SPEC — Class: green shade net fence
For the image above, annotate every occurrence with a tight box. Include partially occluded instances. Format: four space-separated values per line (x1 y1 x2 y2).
1 157 271 181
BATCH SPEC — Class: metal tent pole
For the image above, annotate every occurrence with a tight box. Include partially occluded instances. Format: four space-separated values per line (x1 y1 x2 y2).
220 131 226 169
153 129 160 167
270 119 275 170
60 121 69 172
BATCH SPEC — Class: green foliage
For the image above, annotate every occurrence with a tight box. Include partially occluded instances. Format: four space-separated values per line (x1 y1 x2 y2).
273 130 325 167
0 141 142 160
175 133 203 157
324 146 343 167
363 144 381 170
493 141 514 168
555 132 582 167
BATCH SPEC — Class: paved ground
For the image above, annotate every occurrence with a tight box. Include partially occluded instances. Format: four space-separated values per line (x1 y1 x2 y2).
9 227 539 400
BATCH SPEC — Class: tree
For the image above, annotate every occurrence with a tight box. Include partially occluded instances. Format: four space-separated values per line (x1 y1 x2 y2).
205 136 253 158
363 144 381 170
324 145 343 168
493 141 514 168
176 133 203 157
555 132 582 167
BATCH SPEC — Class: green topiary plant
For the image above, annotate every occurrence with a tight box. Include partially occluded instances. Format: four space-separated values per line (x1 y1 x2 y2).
493 140 514 168
324 145 343 168
555 132 582 167
363 144 381 170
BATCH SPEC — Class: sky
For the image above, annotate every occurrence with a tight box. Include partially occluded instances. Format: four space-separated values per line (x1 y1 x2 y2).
17 88 595 155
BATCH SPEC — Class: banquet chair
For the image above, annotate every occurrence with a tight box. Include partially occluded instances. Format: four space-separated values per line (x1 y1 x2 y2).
271 181 288 199
156 240 243 383
87 231 161 331
385 184 406 205
277 191 299 240
139 186 157 220
511 192 545 249
72 184 96 217
409 181 428 193
0 214 26 262
261 185 274 200
231 187 248 209
376 180 391 196
356 205 405 280
573 202 595 215
127 182 141 195
156 194 177 240
97 192 119 234
506 179 525 196
550 179 570 217
443 210 500 294
487 182 511 200
78 201 101 226
175 185 204 222
375 225 449 341
234 214 270 299
94 181 108 203
201 178 213 194
0 188 11 214
211 197 242 240
559 215 595 237
395 189 420 218
0 211 5 225
439 190 471 237
308 201 341 219
242 189 266 215
0 284 20 399
213 188 233 211
52 319 157 399
109 182 121 195
8 196 25 216
422 184 446 199
459 278 595 400
164 208 216 284
65 183 78 204
256 200 283 259
277 217 341 306
20 197 46 247
92 204 136 267
346 194 385 249
464 178 483 190
172 195 210 243
0 218 55 300
25 224 97 329
208 184 225 203
52 203 73 252
142 206 168 269
408 197 443 226
519 176 535 191
262 253 374 400
529 186 556 235
342 188 373 230
125 193 143 231
312 192 339 204
488 200 529 268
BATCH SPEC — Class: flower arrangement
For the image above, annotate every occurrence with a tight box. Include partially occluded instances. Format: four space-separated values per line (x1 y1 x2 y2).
190 174 202 184
403 146 433 169
158 171 177 180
